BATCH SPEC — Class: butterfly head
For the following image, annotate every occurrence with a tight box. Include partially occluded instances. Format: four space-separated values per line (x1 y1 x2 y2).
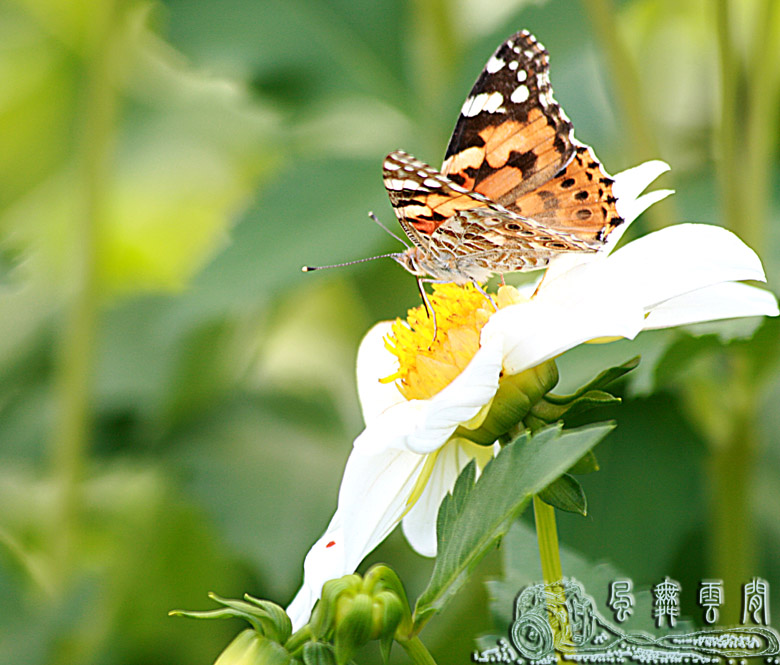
391 246 429 278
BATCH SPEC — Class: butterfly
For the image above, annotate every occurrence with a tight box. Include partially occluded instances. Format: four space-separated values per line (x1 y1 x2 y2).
304 30 623 323
383 30 623 289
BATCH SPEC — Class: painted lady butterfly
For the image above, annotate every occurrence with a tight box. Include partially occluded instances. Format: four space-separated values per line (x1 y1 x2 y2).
305 31 623 301
383 30 623 287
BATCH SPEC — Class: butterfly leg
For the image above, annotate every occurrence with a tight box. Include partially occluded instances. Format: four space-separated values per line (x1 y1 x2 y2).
417 277 439 346
472 281 497 311
531 270 549 298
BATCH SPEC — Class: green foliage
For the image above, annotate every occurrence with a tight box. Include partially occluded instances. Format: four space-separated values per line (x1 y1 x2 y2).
537 474 587 515
0 0 778 663
413 423 614 628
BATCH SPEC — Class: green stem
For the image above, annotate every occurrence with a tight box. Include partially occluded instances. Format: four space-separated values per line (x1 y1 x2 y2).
533 496 563 585
708 351 757 624
284 626 313 656
708 0 778 623
583 0 676 233
533 496 568 662
715 0 740 235
740 0 780 250
400 635 439 665
709 416 755 624
51 0 119 581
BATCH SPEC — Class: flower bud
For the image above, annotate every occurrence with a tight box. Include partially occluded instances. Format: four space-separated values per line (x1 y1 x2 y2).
214 629 292 665
308 565 411 664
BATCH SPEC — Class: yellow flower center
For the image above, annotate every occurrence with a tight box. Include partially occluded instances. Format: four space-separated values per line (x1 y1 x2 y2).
382 283 526 400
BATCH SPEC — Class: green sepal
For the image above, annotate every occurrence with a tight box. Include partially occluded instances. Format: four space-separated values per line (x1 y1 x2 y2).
526 390 620 426
544 356 640 405
543 390 621 423
251 637 295 665
334 593 373 665
455 359 559 445
245 594 293 644
527 356 638 427
372 590 405 639
379 632 394 664
363 565 411 618
537 474 587 515
567 450 600 475
310 575 361 639
211 629 292 665
170 594 292 644
301 642 337 665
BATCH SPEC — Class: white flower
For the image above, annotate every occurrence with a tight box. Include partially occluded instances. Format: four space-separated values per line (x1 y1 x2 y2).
286 161 778 630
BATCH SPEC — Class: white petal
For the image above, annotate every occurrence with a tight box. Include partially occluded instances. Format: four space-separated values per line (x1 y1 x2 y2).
338 446 426 555
404 329 503 454
492 223 771 375
611 160 671 229
354 329 503 455
287 511 344 631
573 224 768 309
288 445 426 630
541 224 766 309
401 439 497 556
356 322 405 424
485 292 646 375
642 282 779 329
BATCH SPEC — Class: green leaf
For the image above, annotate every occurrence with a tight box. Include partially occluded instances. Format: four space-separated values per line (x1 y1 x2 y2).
537 474 587 515
413 422 614 628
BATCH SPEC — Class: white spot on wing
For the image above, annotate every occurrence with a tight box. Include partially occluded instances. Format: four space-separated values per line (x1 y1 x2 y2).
384 161 401 171
510 85 529 103
486 55 506 73
509 60 519 71
484 91 504 113
461 91 505 117
386 179 404 191
516 69 527 82
423 178 442 188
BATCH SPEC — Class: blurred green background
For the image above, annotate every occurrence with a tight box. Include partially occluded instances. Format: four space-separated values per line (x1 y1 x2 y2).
0 0 778 663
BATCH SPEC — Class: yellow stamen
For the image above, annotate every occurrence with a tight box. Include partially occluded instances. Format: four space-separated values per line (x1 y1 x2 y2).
383 283 527 401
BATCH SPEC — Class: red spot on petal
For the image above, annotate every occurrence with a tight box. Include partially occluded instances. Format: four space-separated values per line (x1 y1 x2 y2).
326 541 336 548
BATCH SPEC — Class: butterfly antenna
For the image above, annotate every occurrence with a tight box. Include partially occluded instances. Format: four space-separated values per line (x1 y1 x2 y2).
302 252 401 272
368 211 409 248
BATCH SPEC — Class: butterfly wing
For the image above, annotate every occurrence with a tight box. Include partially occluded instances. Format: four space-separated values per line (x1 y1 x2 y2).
382 150 493 251
441 30 624 245
383 150 598 281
